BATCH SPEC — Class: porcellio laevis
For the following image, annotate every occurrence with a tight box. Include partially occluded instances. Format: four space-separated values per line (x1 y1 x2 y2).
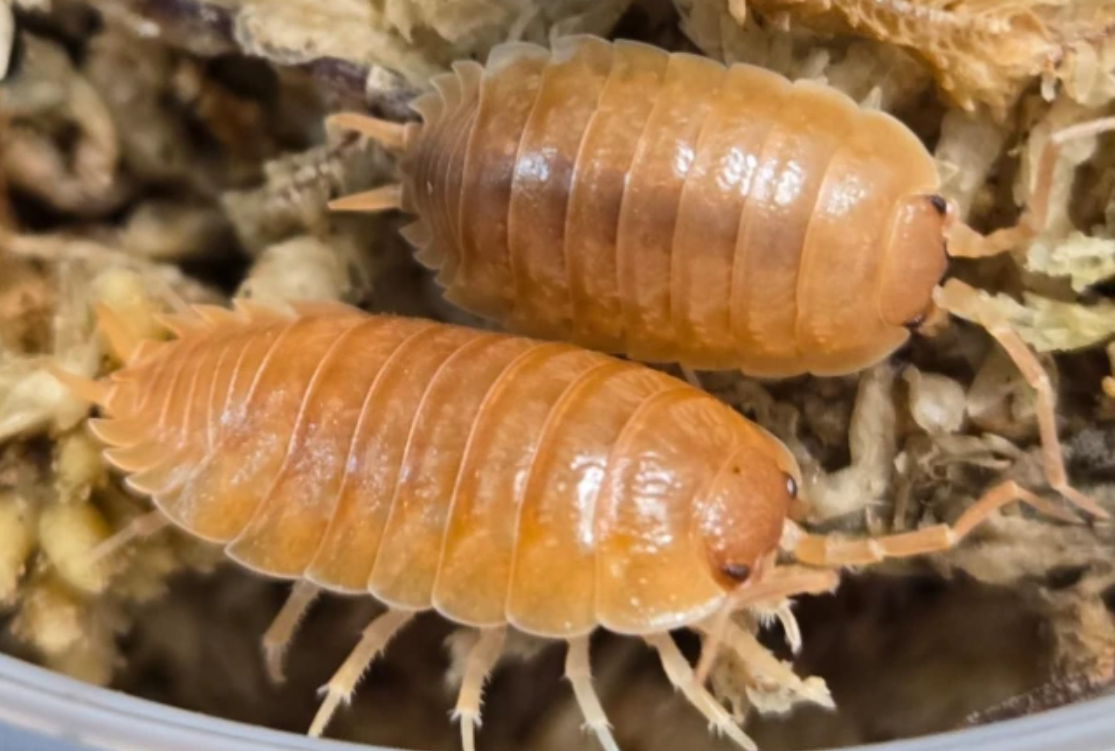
329 34 1115 522
52 299 1081 751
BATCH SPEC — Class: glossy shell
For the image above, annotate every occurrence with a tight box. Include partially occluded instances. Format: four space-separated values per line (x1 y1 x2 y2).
89 304 800 637
397 35 948 376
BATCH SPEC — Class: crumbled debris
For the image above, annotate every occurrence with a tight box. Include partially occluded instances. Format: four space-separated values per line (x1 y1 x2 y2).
715 0 1115 119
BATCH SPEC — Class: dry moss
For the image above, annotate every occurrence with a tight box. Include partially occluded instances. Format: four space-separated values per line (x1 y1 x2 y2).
716 0 1115 119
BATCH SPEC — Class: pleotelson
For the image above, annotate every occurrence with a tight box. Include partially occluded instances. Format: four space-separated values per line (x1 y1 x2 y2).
398 35 940 376
93 308 791 637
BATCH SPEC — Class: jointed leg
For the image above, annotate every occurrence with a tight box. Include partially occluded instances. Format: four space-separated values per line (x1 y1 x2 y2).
324 113 409 215
694 567 839 686
789 478 1084 569
328 184 404 213
692 619 834 711
645 632 757 751
565 635 620 751
751 599 802 655
453 627 506 751
308 608 415 738
325 113 409 152
86 509 169 565
936 279 1108 520
950 480 1081 533
947 117 1115 258
262 580 321 683
681 366 703 390
972 315 1107 519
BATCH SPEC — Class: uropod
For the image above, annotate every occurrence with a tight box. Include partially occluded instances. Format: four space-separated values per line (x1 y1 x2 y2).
329 34 1115 523
52 300 1083 751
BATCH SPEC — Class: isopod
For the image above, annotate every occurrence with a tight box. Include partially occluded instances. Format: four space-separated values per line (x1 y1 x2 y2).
52 299 1076 751
328 34 1115 522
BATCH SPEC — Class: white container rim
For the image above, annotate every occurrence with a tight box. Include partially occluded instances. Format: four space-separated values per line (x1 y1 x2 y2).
0 653 1112 751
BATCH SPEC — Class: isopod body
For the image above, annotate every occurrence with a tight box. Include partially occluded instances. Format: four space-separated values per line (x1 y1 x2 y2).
56 299 1082 751
88 302 800 633
336 36 1112 526
376 35 948 376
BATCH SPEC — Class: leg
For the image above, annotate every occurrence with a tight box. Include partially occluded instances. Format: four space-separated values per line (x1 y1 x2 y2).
692 619 834 711
681 366 703 390
308 608 414 738
789 478 1085 569
645 632 757 751
262 580 321 683
752 599 802 655
936 279 1109 519
324 113 408 214
453 627 506 751
694 567 839 686
86 509 169 565
325 112 409 152
947 117 1115 258
565 635 620 751
327 183 404 213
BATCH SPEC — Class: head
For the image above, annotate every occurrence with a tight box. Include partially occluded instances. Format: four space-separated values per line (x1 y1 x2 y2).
691 438 802 593
877 194 951 332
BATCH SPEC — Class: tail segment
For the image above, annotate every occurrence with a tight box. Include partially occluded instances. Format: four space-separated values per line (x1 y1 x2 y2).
49 300 174 412
46 364 111 407
93 302 145 363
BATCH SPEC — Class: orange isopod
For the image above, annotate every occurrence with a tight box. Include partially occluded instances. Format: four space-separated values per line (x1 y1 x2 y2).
52 299 1081 751
330 34 1114 523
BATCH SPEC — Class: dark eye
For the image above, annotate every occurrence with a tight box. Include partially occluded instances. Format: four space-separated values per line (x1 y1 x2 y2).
721 563 751 582
927 194 948 215
784 473 797 498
